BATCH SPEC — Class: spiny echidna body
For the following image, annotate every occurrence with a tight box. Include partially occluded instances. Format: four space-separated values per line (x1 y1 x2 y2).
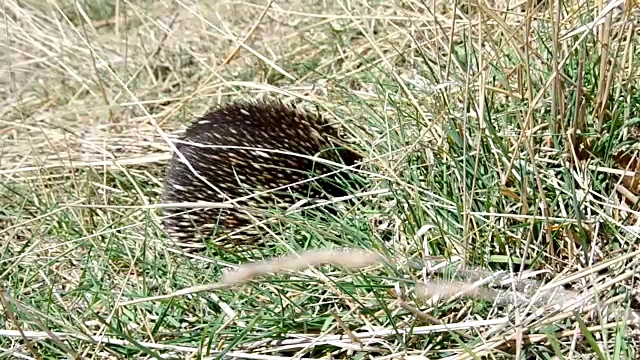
161 100 362 250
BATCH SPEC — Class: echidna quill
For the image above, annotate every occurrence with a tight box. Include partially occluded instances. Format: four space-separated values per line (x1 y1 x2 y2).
161 100 362 250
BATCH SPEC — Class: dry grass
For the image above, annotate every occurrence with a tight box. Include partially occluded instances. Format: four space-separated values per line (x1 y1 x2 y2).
2 0 640 358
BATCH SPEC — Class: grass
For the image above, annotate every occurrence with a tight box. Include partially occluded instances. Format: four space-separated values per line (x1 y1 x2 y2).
1 0 640 358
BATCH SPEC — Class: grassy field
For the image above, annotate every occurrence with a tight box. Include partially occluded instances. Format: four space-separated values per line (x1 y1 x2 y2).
2 0 640 358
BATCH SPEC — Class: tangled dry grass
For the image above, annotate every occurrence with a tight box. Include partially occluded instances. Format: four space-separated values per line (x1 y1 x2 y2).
2 0 640 359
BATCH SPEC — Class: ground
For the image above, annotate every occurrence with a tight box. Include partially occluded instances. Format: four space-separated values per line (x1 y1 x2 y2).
1 0 640 359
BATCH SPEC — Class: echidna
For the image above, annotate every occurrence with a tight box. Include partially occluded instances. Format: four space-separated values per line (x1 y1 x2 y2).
161 100 362 250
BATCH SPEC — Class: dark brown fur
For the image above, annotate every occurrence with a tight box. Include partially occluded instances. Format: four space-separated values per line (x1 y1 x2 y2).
161 100 361 250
